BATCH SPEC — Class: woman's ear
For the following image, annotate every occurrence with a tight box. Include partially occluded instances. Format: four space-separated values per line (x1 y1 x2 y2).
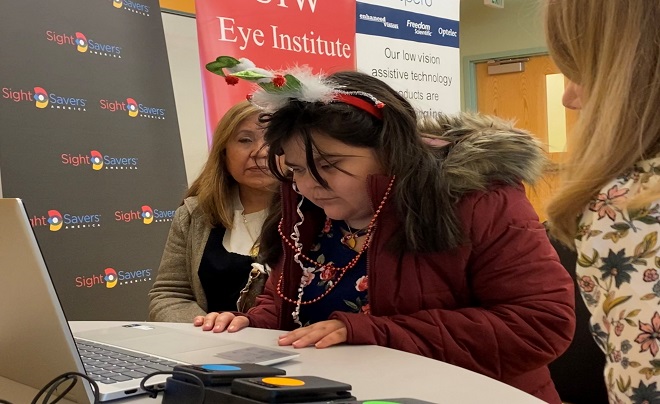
276 155 288 176
421 135 450 148
562 80 583 110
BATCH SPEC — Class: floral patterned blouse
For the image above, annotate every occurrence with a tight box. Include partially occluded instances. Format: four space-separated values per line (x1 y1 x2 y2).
576 156 660 403
298 218 369 326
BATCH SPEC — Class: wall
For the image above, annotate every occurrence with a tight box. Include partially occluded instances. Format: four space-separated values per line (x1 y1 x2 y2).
459 0 547 109
160 0 194 15
162 12 208 185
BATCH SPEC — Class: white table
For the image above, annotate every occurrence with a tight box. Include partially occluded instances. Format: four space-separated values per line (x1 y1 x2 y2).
0 321 544 404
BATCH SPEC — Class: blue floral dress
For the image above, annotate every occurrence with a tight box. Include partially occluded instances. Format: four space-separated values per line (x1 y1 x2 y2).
298 218 369 326
576 156 660 403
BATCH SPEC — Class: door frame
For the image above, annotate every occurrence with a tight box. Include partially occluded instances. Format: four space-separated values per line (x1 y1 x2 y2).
462 47 549 112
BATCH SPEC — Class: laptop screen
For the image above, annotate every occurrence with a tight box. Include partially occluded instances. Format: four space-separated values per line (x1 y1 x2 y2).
0 198 94 403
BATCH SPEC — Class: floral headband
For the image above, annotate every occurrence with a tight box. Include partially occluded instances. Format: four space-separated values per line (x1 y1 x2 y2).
206 56 385 119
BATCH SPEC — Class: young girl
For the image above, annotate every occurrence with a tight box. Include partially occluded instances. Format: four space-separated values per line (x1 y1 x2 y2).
545 1 660 402
196 58 575 403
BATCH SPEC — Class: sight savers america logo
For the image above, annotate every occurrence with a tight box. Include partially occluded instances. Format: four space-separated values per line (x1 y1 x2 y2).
48 210 63 231
60 150 139 171
104 268 118 288
115 204 175 225
75 32 88 52
45 30 122 58
99 97 166 119
91 150 104 170
141 205 153 224
126 98 139 117
34 87 48 108
30 208 102 231
112 0 151 16
1 86 87 111
75 266 152 289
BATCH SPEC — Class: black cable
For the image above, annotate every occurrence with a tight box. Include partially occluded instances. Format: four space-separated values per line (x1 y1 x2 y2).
30 372 100 404
4 370 205 404
140 370 205 404
43 377 76 404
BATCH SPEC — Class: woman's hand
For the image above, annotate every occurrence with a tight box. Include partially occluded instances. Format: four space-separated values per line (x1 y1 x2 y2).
193 312 250 333
277 320 347 348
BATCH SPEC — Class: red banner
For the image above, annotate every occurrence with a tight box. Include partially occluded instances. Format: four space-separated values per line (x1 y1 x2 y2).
195 0 356 144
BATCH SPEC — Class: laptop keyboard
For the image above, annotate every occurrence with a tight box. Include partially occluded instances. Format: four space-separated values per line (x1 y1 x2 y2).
75 339 182 384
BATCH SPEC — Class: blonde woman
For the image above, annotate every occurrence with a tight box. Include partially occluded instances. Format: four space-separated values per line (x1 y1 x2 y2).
148 101 277 321
545 1 660 402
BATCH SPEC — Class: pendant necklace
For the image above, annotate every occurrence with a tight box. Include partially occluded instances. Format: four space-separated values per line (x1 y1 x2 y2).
241 211 260 258
340 221 369 250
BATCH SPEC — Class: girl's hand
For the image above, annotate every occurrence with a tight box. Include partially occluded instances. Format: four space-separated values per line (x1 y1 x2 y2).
277 320 347 348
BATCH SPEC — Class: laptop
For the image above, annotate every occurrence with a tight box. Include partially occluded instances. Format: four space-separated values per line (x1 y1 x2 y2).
0 198 298 403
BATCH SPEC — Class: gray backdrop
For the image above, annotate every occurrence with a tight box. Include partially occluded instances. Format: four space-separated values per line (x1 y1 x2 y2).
0 0 187 320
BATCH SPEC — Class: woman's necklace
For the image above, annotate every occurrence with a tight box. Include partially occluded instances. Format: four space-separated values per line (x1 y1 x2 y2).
340 222 369 250
241 211 260 258
276 176 395 325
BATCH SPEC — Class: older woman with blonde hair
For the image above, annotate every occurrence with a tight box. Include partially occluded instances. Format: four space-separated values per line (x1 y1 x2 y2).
545 1 660 402
149 100 277 321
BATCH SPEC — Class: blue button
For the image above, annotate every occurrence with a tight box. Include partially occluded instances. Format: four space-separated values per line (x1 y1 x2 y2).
200 365 241 371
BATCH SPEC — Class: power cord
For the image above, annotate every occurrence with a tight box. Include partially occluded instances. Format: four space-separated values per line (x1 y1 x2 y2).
0 370 204 404
141 370 205 404
0 371 100 404
32 372 100 404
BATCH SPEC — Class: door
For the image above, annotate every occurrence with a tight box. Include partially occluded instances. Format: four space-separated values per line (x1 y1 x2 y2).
475 54 578 222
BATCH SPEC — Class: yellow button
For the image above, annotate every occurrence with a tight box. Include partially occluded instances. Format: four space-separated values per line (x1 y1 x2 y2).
261 377 305 387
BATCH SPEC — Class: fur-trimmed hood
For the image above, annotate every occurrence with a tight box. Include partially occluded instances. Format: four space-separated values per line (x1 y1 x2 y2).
261 112 549 261
419 112 548 200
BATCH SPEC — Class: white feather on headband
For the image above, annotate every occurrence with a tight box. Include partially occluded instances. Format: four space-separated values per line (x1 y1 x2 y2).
250 65 339 112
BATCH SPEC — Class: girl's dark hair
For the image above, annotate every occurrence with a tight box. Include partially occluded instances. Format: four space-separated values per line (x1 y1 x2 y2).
258 71 461 264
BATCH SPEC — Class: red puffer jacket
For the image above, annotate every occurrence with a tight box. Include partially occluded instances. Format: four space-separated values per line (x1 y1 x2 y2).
247 177 574 403
246 115 576 403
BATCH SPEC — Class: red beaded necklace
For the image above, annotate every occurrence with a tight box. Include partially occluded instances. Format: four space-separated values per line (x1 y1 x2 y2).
276 176 395 305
